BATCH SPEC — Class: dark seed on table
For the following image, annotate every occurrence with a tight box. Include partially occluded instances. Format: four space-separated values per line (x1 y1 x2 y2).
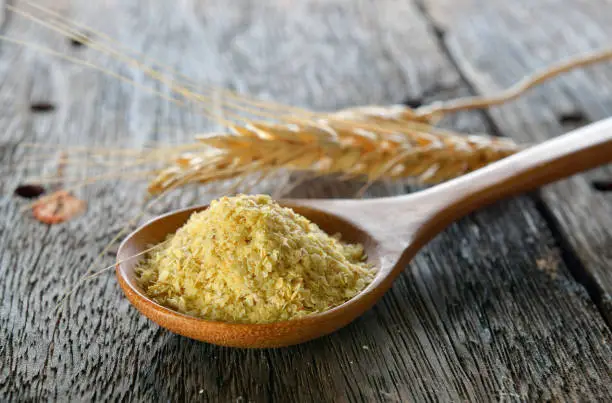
70 37 88 48
592 180 612 192
402 97 423 109
30 102 56 113
14 184 45 199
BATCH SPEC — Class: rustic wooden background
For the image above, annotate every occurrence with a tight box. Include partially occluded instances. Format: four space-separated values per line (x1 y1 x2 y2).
1 0 611 401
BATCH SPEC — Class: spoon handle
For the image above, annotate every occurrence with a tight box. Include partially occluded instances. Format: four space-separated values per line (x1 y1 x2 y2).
425 117 612 223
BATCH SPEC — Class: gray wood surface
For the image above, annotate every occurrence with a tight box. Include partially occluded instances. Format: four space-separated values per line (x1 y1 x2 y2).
1 0 611 402
422 0 612 322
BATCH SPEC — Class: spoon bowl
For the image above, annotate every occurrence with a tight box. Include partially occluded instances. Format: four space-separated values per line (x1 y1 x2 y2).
117 118 612 348
116 200 418 348
117 202 397 347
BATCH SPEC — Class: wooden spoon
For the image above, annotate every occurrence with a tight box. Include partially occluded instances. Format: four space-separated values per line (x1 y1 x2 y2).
117 118 612 348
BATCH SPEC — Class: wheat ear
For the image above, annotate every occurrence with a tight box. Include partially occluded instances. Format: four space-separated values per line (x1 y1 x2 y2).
148 120 521 195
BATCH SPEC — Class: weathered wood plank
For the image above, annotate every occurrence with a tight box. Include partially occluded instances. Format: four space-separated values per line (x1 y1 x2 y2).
0 0 610 401
421 0 612 321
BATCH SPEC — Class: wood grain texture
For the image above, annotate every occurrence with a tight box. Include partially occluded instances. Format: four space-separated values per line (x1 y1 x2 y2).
421 0 612 322
0 0 610 401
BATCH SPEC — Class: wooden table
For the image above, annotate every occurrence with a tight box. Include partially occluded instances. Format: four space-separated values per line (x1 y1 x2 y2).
1 0 611 401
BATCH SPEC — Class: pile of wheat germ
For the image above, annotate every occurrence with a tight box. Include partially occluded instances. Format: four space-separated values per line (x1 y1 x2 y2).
136 194 376 323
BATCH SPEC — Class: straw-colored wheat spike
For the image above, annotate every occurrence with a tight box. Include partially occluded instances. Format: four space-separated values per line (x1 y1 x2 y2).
148 119 521 195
